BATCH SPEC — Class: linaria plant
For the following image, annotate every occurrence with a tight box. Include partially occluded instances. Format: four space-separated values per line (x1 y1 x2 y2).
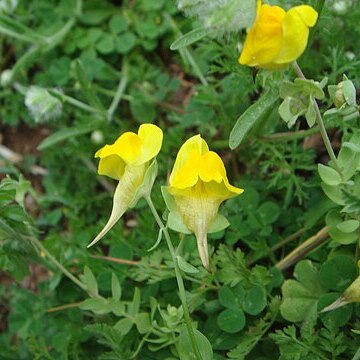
2 0 360 359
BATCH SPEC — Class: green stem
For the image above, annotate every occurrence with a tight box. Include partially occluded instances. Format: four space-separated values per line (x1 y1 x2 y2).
13 82 106 118
51 89 105 116
291 61 343 177
145 195 202 360
164 13 208 86
29 236 88 292
11 45 41 79
0 25 38 43
107 58 128 121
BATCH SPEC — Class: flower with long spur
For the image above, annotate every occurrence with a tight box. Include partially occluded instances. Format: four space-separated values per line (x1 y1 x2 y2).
163 135 243 270
238 0 318 69
88 123 163 248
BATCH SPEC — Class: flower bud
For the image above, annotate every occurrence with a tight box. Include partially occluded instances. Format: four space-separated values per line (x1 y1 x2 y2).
330 78 357 109
25 86 62 123
334 81 347 108
0 0 17 13
332 0 350 15
0 70 13 88
321 275 360 313
91 130 104 145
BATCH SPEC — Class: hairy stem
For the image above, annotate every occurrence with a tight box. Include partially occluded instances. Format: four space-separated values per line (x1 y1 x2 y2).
29 236 88 292
275 226 329 271
291 61 343 176
108 58 128 121
145 195 203 360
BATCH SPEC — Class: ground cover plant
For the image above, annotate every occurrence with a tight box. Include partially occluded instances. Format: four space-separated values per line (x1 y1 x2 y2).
1 0 360 359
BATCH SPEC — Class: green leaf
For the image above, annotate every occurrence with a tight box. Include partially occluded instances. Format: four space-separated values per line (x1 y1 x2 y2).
337 146 360 181
329 227 358 244
75 60 105 110
280 280 319 322
134 312 151 334
168 211 192 234
257 202 280 225
217 308 246 333
80 298 110 314
280 260 325 322
219 284 245 309
178 324 213 360
342 79 357 106
130 97 155 123
128 287 141 317
37 122 100 150
114 317 134 336
111 273 121 301
305 98 317 127
170 27 215 50
115 32 137 54
280 79 324 99
319 255 357 292
321 183 345 205
208 213 230 233
82 266 98 297
336 219 359 233
318 293 353 327
177 256 199 274
243 286 267 315
318 164 342 186
278 96 301 128
147 229 163 252
109 14 128 34
96 33 115 54
229 89 278 149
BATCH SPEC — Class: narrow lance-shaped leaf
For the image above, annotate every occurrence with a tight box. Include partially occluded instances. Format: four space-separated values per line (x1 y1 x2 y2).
170 27 215 50
229 89 278 149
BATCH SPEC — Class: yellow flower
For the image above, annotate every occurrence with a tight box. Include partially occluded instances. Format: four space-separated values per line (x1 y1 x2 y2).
167 135 243 270
88 124 163 248
238 0 318 69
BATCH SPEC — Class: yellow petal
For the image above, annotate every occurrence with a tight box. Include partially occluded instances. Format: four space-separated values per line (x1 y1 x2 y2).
95 124 163 179
293 5 318 27
169 135 208 187
138 123 164 164
97 154 126 180
198 152 226 183
239 4 285 67
112 132 143 164
274 5 318 65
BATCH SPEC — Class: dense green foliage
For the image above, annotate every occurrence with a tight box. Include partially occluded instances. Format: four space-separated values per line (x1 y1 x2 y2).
1 0 360 359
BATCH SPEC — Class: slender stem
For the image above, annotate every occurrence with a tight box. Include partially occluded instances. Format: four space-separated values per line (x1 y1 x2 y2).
271 227 307 253
247 228 306 267
29 236 88 292
145 195 202 360
47 301 83 313
51 89 105 116
259 127 320 142
0 25 38 43
107 58 128 121
275 226 329 271
164 13 208 86
90 255 140 266
11 45 40 78
291 61 343 176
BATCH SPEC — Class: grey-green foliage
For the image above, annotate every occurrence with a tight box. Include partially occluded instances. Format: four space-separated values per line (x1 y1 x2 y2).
270 322 353 360
176 0 256 35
